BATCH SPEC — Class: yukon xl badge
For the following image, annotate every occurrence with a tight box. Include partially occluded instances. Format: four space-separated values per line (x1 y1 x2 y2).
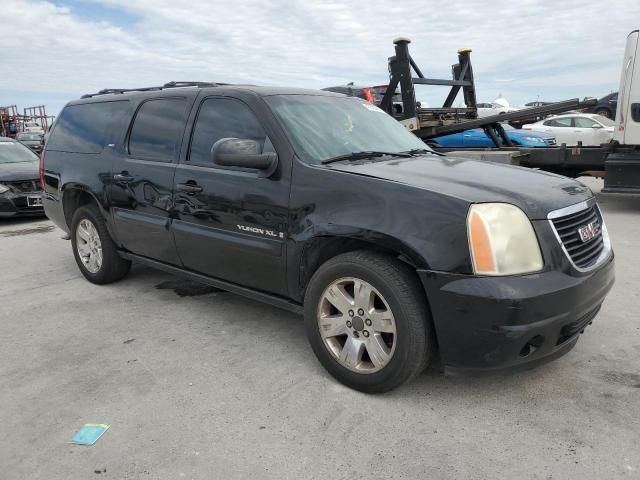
578 221 600 243
237 224 284 239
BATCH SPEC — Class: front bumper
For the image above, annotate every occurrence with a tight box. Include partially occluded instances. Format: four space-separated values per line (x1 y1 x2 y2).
0 192 45 217
418 253 615 374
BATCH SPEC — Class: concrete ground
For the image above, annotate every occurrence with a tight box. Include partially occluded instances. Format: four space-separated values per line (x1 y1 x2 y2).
1 177 639 480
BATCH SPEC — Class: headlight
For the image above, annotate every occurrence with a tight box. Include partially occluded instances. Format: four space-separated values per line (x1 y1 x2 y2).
467 203 543 275
522 136 545 143
0 184 10 194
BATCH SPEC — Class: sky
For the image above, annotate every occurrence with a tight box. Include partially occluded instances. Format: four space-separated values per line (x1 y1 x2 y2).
2 0 639 119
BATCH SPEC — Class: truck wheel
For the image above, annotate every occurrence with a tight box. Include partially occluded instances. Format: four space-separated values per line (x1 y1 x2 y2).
594 108 612 119
304 251 433 393
71 205 131 284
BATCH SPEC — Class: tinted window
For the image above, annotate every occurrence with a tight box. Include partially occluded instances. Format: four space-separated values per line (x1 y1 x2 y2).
189 98 270 166
544 117 572 127
129 98 188 161
47 101 129 154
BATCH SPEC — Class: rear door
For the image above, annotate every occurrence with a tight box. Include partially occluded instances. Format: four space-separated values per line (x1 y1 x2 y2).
171 94 291 295
109 94 196 264
542 117 574 145
615 30 640 144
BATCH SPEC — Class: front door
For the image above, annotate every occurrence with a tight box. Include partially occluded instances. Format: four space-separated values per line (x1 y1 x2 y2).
171 96 290 295
573 117 603 147
110 95 195 264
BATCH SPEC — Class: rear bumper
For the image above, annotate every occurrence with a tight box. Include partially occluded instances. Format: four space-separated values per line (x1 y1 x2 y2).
417 253 615 374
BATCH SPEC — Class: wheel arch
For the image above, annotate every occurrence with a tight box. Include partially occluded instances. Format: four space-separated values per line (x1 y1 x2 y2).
61 184 104 230
290 227 430 303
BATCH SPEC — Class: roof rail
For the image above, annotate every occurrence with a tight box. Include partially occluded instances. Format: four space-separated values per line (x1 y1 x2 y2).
81 81 227 98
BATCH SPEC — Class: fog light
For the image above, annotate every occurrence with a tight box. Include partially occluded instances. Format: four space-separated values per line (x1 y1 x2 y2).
519 335 545 358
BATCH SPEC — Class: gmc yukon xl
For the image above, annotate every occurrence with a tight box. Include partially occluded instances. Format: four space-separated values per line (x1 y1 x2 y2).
41 83 615 392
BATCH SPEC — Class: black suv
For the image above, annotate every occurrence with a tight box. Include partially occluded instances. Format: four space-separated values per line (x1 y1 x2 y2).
585 92 618 119
42 83 615 393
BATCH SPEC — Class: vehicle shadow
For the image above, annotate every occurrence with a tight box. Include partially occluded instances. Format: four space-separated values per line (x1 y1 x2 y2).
122 264 563 398
0 215 48 226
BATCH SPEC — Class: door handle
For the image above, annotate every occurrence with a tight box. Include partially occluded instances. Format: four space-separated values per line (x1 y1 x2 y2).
113 172 134 182
176 182 203 194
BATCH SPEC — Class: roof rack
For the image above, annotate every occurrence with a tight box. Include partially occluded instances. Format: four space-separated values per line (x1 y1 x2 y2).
81 81 228 98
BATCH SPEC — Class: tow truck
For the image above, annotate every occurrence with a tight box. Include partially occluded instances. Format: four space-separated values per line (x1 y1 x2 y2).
378 30 640 193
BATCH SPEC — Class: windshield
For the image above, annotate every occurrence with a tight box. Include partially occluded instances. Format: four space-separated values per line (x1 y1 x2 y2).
594 115 615 127
266 95 430 164
0 141 39 163
17 133 42 141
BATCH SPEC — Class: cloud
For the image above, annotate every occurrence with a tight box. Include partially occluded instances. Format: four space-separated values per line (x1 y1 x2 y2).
2 0 639 115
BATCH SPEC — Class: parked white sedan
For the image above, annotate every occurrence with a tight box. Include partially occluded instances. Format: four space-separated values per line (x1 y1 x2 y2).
522 113 614 146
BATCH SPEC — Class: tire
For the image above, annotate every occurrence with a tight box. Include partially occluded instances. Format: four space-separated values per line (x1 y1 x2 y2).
304 250 434 393
71 204 131 284
594 108 612 119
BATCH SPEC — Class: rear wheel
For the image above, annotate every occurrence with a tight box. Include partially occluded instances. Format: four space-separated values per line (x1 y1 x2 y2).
304 251 433 393
71 205 131 284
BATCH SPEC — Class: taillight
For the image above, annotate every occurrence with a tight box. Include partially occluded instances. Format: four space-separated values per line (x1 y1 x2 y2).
362 87 375 104
38 150 45 189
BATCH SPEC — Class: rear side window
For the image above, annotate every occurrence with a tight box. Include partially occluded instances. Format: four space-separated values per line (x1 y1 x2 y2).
188 98 270 166
47 101 129 154
128 98 188 161
544 118 572 127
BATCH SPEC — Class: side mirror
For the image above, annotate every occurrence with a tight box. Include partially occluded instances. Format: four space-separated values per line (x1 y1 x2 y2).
211 138 278 176
591 124 603 129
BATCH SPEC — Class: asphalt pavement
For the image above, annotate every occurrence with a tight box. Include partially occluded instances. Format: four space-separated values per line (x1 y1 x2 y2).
1 177 638 479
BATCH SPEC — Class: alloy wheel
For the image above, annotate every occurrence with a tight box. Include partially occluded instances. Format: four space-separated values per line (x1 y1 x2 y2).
76 218 103 274
317 277 397 373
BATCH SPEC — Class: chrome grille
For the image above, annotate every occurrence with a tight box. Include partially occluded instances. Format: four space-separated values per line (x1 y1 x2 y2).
549 201 609 271
544 138 556 146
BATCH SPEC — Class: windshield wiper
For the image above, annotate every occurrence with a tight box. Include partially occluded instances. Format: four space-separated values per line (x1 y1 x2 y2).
402 148 444 156
321 150 413 165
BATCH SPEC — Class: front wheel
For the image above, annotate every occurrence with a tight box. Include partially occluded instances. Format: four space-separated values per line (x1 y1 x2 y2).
71 205 131 284
304 251 434 393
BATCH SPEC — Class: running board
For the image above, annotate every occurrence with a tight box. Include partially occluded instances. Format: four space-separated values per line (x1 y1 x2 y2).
119 251 304 315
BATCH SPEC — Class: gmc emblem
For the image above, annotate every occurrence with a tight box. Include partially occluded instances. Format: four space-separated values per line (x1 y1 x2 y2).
578 222 600 243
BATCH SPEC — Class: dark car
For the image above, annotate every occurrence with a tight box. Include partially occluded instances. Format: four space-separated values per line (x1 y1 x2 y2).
42 84 614 393
323 83 404 114
16 132 44 153
585 92 618 119
0 137 44 217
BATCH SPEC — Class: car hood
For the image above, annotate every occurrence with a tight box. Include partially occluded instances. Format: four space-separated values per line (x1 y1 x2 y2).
327 155 593 219
0 161 39 181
